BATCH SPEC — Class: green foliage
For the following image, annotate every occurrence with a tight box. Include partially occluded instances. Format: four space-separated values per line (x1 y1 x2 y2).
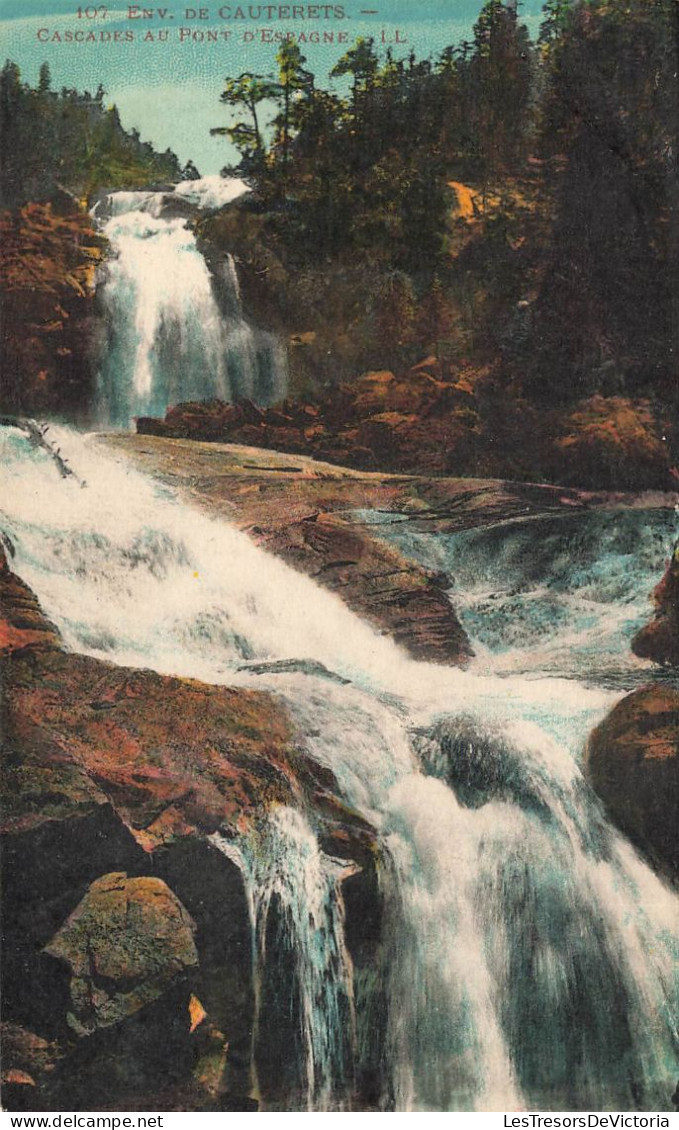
37 62 51 96
210 72 280 174
181 159 201 181
207 0 676 406
468 0 534 177
207 14 536 372
538 0 573 48
273 41 314 175
212 12 536 272
0 60 182 206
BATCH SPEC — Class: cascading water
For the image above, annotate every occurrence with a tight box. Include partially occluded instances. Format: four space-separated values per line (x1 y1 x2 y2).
357 508 679 686
211 811 356 1112
92 182 287 428
1 424 678 1112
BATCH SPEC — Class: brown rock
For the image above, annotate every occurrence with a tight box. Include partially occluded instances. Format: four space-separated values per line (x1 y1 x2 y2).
131 354 483 483
1 1024 62 1082
0 204 105 415
45 873 198 1035
1 553 380 1110
0 541 372 848
632 542 679 667
0 1025 64 1111
114 433 643 666
5 646 330 847
260 511 472 666
585 685 679 876
552 396 672 491
0 544 61 654
345 367 446 419
3 1070 35 1087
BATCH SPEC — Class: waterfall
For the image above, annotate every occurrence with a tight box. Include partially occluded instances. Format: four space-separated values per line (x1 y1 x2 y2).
92 183 287 428
1 424 678 1112
211 812 356 1112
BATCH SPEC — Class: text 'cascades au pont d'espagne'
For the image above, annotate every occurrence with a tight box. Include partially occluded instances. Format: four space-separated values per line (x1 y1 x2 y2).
38 5 409 45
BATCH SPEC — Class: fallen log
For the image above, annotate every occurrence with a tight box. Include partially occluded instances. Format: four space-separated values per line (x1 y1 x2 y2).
0 415 86 486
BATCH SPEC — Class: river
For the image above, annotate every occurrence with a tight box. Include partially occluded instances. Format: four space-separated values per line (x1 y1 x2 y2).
1 422 678 1112
2 179 678 1112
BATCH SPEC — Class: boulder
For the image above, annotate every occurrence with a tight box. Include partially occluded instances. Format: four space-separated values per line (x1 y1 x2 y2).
585 685 679 877
259 511 473 667
632 542 679 667
45 873 198 1036
586 546 679 880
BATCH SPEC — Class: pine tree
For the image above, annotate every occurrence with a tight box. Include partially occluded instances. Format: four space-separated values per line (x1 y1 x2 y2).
38 62 52 96
273 40 313 177
468 0 533 180
210 73 279 174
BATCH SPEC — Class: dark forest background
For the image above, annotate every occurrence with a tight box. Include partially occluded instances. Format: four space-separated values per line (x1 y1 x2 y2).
2 0 678 489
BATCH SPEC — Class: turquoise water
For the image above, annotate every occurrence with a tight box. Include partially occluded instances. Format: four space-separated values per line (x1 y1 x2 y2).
355 507 679 688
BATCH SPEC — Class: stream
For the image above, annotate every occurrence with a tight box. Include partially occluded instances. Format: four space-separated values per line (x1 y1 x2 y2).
1 422 678 1112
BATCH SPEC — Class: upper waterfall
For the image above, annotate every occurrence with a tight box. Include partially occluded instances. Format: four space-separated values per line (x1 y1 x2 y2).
92 180 287 429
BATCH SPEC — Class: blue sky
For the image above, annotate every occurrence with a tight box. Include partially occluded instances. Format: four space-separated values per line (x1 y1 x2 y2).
1 0 545 173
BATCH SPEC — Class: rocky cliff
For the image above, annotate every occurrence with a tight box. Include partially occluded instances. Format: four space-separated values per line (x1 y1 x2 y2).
0 202 106 417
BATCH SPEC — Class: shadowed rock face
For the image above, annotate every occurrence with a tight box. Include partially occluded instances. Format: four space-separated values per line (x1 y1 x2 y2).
0 543 61 653
0 204 105 417
632 542 679 667
0 547 380 1111
585 685 679 879
45 873 199 1037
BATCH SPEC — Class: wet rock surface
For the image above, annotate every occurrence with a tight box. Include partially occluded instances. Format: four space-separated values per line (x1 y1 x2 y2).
4 434 677 1110
586 684 679 879
585 532 679 880
0 547 379 1110
0 540 61 653
45 873 199 1036
632 541 679 667
105 434 660 670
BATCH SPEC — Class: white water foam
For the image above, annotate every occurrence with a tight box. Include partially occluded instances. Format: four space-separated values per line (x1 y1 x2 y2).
1 425 677 1112
93 185 286 427
173 174 251 211
358 509 679 685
